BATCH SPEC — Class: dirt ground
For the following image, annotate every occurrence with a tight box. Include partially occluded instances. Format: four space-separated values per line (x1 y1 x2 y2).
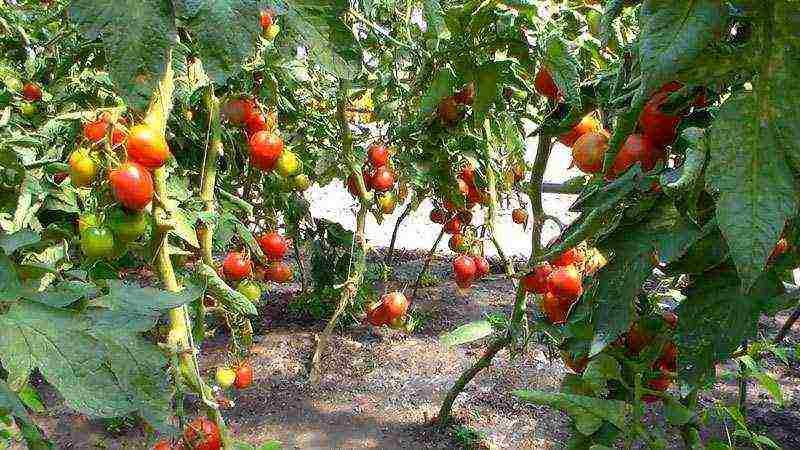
23 249 800 450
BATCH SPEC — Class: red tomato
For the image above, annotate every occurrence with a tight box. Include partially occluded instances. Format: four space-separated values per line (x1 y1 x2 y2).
558 114 600 147
472 255 490 278
454 82 475 105
551 248 583 267
546 265 583 301
609 133 662 177
561 352 588 374
152 440 173 450
83 120 109 143
259 10 273 30
22 82 42 101
109 162 154 211
534 68 559 99
367 303 391 326
643 376 672 403
258 231 288 260
521 263 552 294
457 210 473 225
437 96 460 124
245 111 267 136
512 208 527 224
657 342 677 372
127 125 171 169
249 132 284 171
368 144 390 167
459 164 475 184
370 166 395 192
265 261 292 283
183 417 221 450
234 361 253 389
541 291 573 324
572 130 609 174
382 291 409 319
770 238 789 260
639 83 682 147
443 199 456 212
625 323 653 355
453 254 477 288
223 252 251 280
430 208 447 224
444 217 462 235
222 98 255 126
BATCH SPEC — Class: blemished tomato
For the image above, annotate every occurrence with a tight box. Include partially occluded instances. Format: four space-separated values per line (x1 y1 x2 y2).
382 291 409 319
68 148 97 187
276 149 299 177
522 263 552 294
453 254 477 287
222 98 255 126
378 191 397 214
430 208 447 224
215 367 236 388
107 208 148 244
551 247 583 268
558 114 600 147
534 68 559 99
368 144 390 167
249 132 284 171
541 291 572 324
512 208 527 224
444 217 462 234
234 361 253 389
546 265 583 301
639 83 682 147
183 417 222 450
237 280 262 302
126 125 171 169
454 82 475 105
109 162 154 211
259 9 273 30
22 82 42 101
572 130 609 174
258 231 288 260
370 166 395 192
437 96 460 124
80 227 115 260
265 261 292 283
222 252 251 280
293 173 311 191
609 133 662 178
472 255 490 278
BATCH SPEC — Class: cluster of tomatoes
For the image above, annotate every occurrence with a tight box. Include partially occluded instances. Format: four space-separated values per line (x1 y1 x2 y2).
347 143 405 214
623 312 679 403
215 360 253 390
365 291 410 329
437 82 475 126
218 231 293 302
521 247 585 325
153 416 221 450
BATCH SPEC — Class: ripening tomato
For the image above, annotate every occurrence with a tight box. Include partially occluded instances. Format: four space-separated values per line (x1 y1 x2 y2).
222 252 251 281
437 96 460 124
370 166 395 192
80 227 115 260
234 361 253 389
551 247 583 267
541 291 572 324
222 98 255 126
430 208 447 224
512 208 527 224
109 162 154 211
276 150 299 178
265 261 292 283
572 130 609 174
265 24 280 40
22 82 42 102
472 255 490 278
639 83 682 147
249 132 284 171
68 148 97 187
293 173 311 191
546 265 583 301
521 263 552 294
237 280 262 302
259 9 274 30
453 254 477 288
448 233 466 252
558 114 600 147
215 366 236 388
183 417 221 450
534 68 559 99
608 133 662 178
259 231 288 260
127 124 170 169
382 291 409 319
107 208 148 244
368 144 390 167
378 191 397 214
454 82 475 105
444 217 462 234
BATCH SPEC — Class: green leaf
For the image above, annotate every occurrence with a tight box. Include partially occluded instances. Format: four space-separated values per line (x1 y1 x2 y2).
472 63 498 125
17 385 45 413
258 441 283 450
582 354 622 394
542 34 581 109
68 0 178 108
439 320 494 347
90 280 203 319
514 390 627 435
420 66 455 116
663 398 695 426
753 435 780 449
676 270 784 384
0 230 40 254
18 280 97 308
739 355 784 405
0 252 22 302
423 0 447 41
170 209 200 249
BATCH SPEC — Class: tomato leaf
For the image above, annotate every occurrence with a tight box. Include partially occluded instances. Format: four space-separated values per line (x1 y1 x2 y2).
420 67 456 116
0 230 40 254
542 34 581 110
472 62 499 125
514 390 627 434
439 320 494 347
90 279 203 319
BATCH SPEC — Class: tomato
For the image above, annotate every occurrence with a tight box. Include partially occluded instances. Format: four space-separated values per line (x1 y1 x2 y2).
370 166 395 192
513 163 525 182
83 120 108 143
78 213 100 233
293 174 311 191
560 351 588 374
222 98 255 126
449 233 466 252
382 291 409 319
546 265 583 301
558 114 600 147
459 164 475 184
152 439 175 450
215 366 236 388
643 376 672 403
347 174 363 197
183 417 221 450
109 162 154 211
20 102 37 117
521 263 552 294
234 361 253 389
249 132 284 171
265 24 280 40
472 255 490 278
68 148 97 187
276 149 299 177
368 144 390 167
22 82 42 101
367 303 390 326
430 208 447 224
572 130 609 174
453 254 477 288
80 226 115 260
259 9 273 30
443 200 456 212
534 68 559 99
662 311 678 329
245 111 267 136
657 342 677 372
258 231 288 260
389 315 406 330
551 247 583 268
512 208 527 224
126 125 170 169
443 217 462 234
107 208 148 244
265 261 292 283
437 96 460 124
454 82 475 105
3 77 22 92
541 291 572 324
608 133 661 178
53 171 68 184
378 191 397 214
397 180 409 201
237 280 262 302
457 210 473 225
222 252 251 280
625 323 652 355
639 82 683 147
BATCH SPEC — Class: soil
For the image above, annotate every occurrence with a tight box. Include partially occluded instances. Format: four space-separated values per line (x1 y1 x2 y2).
22 249 800 450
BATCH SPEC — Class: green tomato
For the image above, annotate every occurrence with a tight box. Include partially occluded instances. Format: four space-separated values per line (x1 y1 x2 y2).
78 213 100 233
237 281 262 302
20 102 36 117
107 208 148 244
80 226 115 260
4 77 22 92
293 173 311 192
215 367 236 388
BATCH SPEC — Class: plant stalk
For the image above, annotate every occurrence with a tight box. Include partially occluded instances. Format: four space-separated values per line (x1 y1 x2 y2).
411 227 446 299
481 120 513 276
385 193 416 266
